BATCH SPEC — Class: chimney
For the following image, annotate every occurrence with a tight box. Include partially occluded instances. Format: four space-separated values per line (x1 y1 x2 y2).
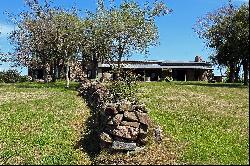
195 56 202 62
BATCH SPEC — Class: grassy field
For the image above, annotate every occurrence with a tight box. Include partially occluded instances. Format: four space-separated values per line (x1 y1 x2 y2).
0 81 249 165
137 81 249 165
0 81 92 165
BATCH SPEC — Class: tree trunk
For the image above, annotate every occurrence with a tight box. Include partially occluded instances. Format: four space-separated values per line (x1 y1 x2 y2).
81 60 87 79
228 63 235 83
65 62 70 88
243 61 249 85
92 54 98 79
52 60 59 82
51 60 56 82
58 60 64 79
43 64 48 83
30 68 36 81
114 54 122 80
235 64 241 83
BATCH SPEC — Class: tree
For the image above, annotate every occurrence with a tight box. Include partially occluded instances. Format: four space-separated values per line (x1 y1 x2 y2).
194 2 249 84
9 0 60 82
9 0 85 87
52 11 85 87
84 0 172 79
234 4 249 85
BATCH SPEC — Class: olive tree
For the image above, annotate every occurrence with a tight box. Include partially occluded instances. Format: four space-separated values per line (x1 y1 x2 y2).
9 0 85 87
84 0 172 78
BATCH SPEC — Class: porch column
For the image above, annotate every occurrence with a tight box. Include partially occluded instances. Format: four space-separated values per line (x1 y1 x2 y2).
143 69 146 81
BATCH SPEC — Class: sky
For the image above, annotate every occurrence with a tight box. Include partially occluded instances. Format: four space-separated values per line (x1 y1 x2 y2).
0 0 249 75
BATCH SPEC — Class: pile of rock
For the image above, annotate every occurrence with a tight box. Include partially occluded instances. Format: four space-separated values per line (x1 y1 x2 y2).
78 78 109 110
100 100 150 151
78 80 150 151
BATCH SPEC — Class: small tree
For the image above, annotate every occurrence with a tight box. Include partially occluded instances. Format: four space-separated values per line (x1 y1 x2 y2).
52 11 85 87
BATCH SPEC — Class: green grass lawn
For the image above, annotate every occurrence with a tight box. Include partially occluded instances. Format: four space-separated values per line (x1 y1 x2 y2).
0 81 92 165
137 81 249 165
0 81 249 165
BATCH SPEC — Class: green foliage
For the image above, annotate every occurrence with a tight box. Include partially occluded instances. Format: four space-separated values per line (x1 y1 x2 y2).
0 69 29 83
86 0 171 65
108 70 138 102
194 2 249 83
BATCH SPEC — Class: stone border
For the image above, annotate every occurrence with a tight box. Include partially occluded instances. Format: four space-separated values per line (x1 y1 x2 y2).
78 79 150 151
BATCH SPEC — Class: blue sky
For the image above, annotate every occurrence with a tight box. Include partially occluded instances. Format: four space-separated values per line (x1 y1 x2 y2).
0 0 248 75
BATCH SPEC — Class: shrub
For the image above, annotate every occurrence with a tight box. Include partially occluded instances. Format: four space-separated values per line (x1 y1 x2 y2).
0 69 29 83
108 70 139 103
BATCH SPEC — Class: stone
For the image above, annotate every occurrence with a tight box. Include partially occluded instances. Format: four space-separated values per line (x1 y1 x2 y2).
138 135 148 145
117 100 131 112
107 119 114 125
100 132 113 143
111 141 137 151
154 126 163 142
136 112 149 125
113 136 135 143
124 111 138 122
120 121 140 128
112 126 139 140
112 114 123 125
127 146 145 155
132 104 147 113
105 104 118 115
139 124 148 136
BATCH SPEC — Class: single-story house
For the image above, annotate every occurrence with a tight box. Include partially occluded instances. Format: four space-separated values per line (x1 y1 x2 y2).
95 59 213 82
28 56 213 82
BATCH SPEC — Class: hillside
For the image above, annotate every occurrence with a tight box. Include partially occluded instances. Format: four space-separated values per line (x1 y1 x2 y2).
137 81 249 165
0 82 92 165
0 81 249 165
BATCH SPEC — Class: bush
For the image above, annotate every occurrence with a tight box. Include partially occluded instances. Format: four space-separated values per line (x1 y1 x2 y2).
108 70 138 103
0 69 29 83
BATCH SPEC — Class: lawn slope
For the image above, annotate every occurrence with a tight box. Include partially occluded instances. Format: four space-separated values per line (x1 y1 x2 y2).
137 81 249 165
0 82 91 165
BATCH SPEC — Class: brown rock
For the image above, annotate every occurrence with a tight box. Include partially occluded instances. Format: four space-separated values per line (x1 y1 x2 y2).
139 124 148 136
120 121 140 128
132 104 147 112
112 126 139 140
136 112 149 125
138 135 148 145
112 114 123 125
105 104 118 115
100 132 113 143
118 100 131 112
124 111 138 122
